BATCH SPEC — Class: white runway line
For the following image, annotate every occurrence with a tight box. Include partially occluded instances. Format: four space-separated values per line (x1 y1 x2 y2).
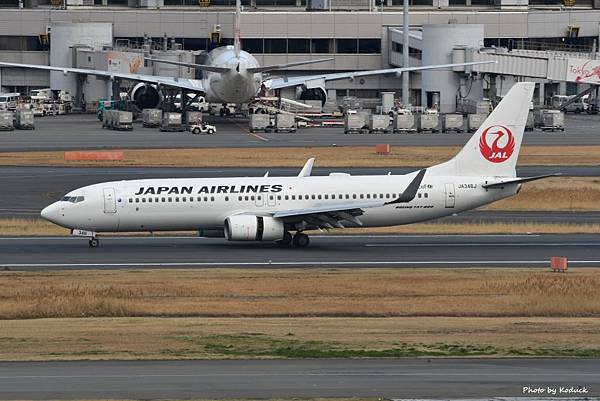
1 260 600 268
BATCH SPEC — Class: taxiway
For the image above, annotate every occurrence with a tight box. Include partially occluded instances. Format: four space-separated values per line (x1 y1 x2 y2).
1 234 599 270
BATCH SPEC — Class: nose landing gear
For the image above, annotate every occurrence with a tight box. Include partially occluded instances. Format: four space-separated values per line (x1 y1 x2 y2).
88 238 99 248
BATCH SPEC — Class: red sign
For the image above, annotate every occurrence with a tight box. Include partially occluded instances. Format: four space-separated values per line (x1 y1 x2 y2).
479 125 515 163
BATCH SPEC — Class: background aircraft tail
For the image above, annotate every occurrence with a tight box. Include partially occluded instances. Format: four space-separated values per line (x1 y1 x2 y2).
234 0 241 58
429 82 534 178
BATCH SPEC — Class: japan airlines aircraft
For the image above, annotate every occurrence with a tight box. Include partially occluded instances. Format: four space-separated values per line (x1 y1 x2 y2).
41 82 558 248
0 0 491 109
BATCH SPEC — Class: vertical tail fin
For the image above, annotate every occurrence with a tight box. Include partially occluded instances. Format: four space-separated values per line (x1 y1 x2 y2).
430 82 535 177
234 0 241 59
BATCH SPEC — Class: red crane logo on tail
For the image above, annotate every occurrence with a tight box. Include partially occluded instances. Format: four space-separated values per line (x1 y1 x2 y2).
479 125 515 163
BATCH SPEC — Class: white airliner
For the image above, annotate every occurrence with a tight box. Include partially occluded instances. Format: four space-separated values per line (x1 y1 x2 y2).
41 82 557 248
0 0 491 111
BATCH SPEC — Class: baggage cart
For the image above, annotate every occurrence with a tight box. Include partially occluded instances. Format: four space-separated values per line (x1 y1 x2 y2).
0 111 13 131
142 108 161 128
15 109 34 130
275 113 296 133
160 112 185 132
417 113 439 133
442 113 463 133
467 114 486 132
368 114 390 133
344 113 367 134
249 113 271 133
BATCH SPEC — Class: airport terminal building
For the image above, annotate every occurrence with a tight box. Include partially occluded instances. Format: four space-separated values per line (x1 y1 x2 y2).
2 0 600 111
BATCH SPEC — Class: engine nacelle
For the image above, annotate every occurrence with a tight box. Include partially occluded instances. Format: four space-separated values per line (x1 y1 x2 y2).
296 86 327 106
131 83 161 109
224 215 284 241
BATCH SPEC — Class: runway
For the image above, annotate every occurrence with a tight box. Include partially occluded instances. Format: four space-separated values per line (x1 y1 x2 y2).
0 166 593 223
0 358 598 399
2 113 600 151
1 234 599 270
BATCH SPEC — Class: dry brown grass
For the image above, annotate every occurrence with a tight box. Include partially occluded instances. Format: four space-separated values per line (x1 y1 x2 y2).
2 315 600 361
1 145 600 167
3 217 600 237
488 177 600 211
1 268 600 320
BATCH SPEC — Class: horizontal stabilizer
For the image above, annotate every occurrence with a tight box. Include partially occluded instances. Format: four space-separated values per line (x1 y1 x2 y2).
145 57 230 74
482 173 561 189
246 58 333 74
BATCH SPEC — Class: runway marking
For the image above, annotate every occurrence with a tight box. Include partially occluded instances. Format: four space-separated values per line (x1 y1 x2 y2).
2 260 600 268
366 242 600 247
0 234 544 241
0 372 598 379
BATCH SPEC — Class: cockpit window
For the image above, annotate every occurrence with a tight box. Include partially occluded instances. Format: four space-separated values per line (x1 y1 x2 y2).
60 196 85 203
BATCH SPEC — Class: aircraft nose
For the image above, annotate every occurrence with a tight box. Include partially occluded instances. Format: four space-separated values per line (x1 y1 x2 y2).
40 202 61 224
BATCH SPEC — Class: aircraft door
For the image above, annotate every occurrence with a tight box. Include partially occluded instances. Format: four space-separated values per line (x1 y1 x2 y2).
445 183 455 208
103 188 117 213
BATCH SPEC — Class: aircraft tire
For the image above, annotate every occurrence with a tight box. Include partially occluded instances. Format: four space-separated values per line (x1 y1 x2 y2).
292 233 309 248
89 238 99 248
277 231 293 247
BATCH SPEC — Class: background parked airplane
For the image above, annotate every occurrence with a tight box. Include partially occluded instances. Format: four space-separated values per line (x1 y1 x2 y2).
0 0 492 112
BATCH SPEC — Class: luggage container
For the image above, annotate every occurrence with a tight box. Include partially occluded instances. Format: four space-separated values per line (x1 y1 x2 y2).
249 113 270 133
186 111 203 128
142 108 161 128
160 112 184 132
525 111 534 131
539 110 565 132
442 114 463 133
275 113 296 133
103 110 133 131
392 113 416 133
467 114 487 132
368 114 390 133
417 113 439 133
0 111 13 131
344 113 366 134
15 109 34 129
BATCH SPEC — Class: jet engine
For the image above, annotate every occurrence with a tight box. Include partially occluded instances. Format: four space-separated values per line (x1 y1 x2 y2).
295 78 327 106
296 86 327 106
131 83 161 109
224 215 284 241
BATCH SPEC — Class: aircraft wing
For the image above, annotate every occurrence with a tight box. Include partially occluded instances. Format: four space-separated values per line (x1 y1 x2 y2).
264 61 494 90
0 61 205 92
271 169 426 230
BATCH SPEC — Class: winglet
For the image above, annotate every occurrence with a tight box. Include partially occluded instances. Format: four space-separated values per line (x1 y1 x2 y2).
298 157 315 177
385 169 426 205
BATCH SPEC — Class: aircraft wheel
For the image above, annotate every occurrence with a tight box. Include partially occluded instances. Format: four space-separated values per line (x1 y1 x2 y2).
89 238 99 248
292 233 310 248
277 231 293 247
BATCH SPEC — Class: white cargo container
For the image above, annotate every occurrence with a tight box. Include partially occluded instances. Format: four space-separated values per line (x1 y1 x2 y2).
442 114 463 133
142 108 162 128
103 110 133 131
344 113 366 134
15 109 34 130
186 111 203 127
539 110 565 132
368 114 390 133
467 114 487 132
249 113 271 132
275 113 296 133
161 112 184 132
0 111 14 131
392 113 415 133
417 113 439 133
525 111 534 131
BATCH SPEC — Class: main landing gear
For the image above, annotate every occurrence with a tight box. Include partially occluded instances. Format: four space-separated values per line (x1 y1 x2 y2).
277 232 309 248
88 238 99 248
